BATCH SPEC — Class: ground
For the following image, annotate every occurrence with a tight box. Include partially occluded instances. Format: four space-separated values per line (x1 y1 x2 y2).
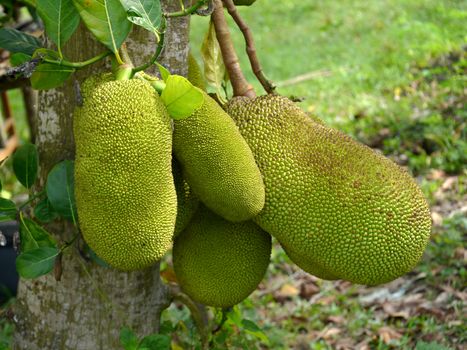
1 0 466 349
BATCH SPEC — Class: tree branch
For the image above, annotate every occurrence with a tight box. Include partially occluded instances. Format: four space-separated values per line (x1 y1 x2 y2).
211 0 255 98
222 0 275 94
171 288 210 349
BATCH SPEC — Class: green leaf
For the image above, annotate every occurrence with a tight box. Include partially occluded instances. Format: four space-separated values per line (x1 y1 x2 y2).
0 28 42 55
201 20 227 96
138 334 170 350
30 63 75 90
0 198 17 222
160 75 204 119
226 307 242 327
241 319 269 345
120 327 139 350
73 0 132 57
120 0 162 33
19 214 57 252
46 160 77 221
156 62 170 81
10 52 32 66
12 143 38 188
37 0 80 53
16 246 59 279
34 198 60 223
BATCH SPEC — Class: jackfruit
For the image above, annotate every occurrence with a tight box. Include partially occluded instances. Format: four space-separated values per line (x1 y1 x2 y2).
187 52 206 91
74 75 177 271
173 91 265 222
173 157 199 236
173 205 271 307
226 95 431 285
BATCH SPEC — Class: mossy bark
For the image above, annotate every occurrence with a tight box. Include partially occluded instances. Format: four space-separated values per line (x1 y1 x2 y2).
12 2 189 349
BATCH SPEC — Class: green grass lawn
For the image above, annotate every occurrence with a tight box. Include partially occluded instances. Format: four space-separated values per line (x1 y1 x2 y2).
191 0 465 126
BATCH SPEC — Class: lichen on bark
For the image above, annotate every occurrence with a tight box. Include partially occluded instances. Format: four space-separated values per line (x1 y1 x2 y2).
12 2 190 348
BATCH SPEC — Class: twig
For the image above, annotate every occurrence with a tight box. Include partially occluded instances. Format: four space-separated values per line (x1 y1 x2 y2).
132 20 167 74
211 0 255 98
172 290 210 349
166 0 210 18
276 69 332 87
222 0 275 94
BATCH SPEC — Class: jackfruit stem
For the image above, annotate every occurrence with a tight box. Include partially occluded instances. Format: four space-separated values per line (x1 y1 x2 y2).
42 51 111 69
211 0 256 98
113 64 133 81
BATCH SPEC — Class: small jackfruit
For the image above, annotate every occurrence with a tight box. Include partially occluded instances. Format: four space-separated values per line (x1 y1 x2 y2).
74 75 177 271
173 91 265 222
226 95 431 285
173 205 271 307
187 52 206 91
173 157 199 236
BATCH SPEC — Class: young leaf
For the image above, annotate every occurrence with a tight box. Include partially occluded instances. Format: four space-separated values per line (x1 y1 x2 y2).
16 246 60 279
34 198 60 223
0 198 17 222
10 53 32 66
120 0 162 33
156 62 170 81
73 0 132 58
33 48 62 61
160 75 204 119
119 327 139 350
19 214 57 252
12 143 38 189
46 160 77 221
201 20 227 95
30 63 75 90
0 28 42 55
37 0 80 55
241 319 269 345
138 334 170 350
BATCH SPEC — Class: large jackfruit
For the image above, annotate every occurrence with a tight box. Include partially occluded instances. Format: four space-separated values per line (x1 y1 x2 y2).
74 76 177 271
226 95 432 285
173 92 265 222
173 205 271 307
172 157 199 236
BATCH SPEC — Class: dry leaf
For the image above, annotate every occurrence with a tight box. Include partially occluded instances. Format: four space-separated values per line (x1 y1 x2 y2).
377 326 402 344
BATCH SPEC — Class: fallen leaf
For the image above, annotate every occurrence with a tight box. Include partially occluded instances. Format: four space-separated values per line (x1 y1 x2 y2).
299 282 320 299
318 326 341 340
378 326 402 344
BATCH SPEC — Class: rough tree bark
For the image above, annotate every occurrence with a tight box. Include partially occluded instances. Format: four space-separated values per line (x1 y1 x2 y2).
12 2 190 349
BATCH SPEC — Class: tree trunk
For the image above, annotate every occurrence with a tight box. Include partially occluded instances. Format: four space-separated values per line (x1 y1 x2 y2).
12 2 190 349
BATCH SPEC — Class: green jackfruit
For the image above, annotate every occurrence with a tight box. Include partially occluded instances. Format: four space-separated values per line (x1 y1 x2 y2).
173 157 199 236
74 76 177 271
226 95 431 285
173 205 271 307
173 92 265 222
187 52 206 91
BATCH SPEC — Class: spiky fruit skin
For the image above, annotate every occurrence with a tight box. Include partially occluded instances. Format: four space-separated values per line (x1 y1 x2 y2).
172 157 199 237
173 92 265 222
187 52 206 91
74 76 176 271
173 206 271 307
226 95 432 285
